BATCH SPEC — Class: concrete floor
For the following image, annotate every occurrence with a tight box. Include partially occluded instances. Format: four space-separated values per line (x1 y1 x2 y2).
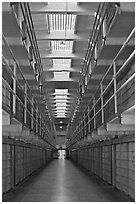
3 159 133 202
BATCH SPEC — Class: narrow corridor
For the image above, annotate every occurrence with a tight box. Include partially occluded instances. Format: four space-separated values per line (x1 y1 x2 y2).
3 159 132 202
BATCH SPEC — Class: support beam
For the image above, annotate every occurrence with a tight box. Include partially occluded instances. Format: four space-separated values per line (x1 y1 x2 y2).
30 2 99 15
121 105 135 125
97 125 126 136
2 114 10 125
43 66 82 72
106 123 135 132
2 124 22 132
37 31 90 41
41 51 84 59
2 128 31 138
92 130 98 138
108 116 121 124
121 114 135 125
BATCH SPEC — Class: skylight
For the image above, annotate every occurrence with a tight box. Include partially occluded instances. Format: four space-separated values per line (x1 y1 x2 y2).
53 59 71 66
55 96 68 99
55 89 68 94
55 100 68 103
51 41 73 51
55 110 66 112
56 107 67 110
53 89 69 118
49 14 76 31
54 71 70 80
56 102 67 106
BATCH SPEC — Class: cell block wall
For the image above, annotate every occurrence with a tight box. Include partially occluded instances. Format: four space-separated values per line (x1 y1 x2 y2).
70 135 135 200
2 137 52 194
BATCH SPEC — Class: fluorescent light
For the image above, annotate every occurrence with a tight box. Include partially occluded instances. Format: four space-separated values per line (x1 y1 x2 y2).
51 41 73 51
60 41 66 48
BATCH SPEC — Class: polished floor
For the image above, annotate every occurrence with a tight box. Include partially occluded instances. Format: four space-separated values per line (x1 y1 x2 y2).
3 159 132 202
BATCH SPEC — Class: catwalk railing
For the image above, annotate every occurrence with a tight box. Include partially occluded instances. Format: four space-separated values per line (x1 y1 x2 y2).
10 2 43 77
79 2 119 98
66 28 135 148
19 2 43 76
68 2 120 140
2 35 55 148
9 2 54 136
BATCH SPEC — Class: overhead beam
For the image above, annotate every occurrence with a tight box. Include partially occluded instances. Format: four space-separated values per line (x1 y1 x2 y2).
43 65 82 72
45 78 79 82
30 2 98 15
41 51 84 59
37 31 90 41
37 33 135 46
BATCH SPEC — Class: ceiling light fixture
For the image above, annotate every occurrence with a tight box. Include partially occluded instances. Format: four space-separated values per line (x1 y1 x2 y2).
60 2 68 47
60 41 66 48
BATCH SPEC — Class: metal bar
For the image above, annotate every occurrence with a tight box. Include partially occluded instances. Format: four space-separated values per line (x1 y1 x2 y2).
26 3 43 74
114 28 135 62
13 62 16 115
93 97 96 129
24 83 27 124
20 3 42 75
116 73 135 94
100 83 104 124
113 62 117 114
2 36 34 101
116 51 135 78
31 98 34 130
47 14 50 34
102 16 106 38
88 106 90 133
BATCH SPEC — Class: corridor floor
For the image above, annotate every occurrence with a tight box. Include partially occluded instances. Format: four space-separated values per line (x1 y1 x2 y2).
3 159 132 202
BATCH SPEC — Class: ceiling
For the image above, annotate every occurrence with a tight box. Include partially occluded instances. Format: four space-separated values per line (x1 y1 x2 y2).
29 2 99 130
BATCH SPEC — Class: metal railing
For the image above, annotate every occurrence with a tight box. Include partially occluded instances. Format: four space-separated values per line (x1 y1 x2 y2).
67 27 135 148
71 3 119 134
19 3 43 76
2 35 55 147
